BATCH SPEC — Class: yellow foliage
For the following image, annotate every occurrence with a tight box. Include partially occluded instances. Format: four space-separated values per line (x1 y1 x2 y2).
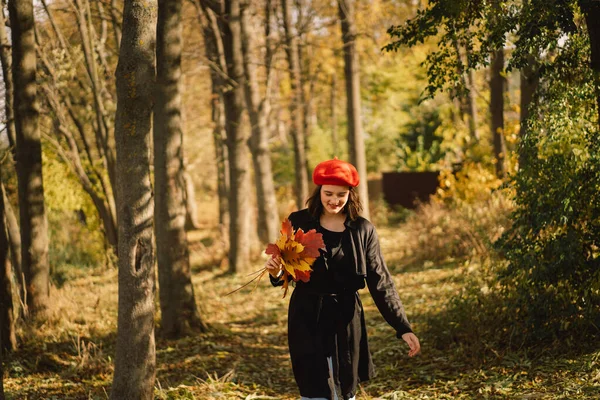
435 162 506 204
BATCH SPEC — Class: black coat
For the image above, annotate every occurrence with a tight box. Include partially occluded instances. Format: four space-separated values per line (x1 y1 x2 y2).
271 209 413 400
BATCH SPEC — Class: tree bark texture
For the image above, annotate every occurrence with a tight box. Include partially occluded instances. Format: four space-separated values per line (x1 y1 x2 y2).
196 1 230 232
183 171 202 230
8 0 50 318
240 5 279 244
74 0 118 197
1 186 22 315
110 0 157 398
519 54 538 169
281 0 309 209
154 0 205 338
0 5 16 150
453 38 479 143
219 0 251 273
490 46 507 179
0 179 16 353
331 73 338 157
338 0 369 219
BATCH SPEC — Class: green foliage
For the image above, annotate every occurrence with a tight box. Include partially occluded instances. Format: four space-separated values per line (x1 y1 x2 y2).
394 107 444 171
383 0 581 98
360 51 465 173
497 31 600 340
42 152 107 278
269 141 297 190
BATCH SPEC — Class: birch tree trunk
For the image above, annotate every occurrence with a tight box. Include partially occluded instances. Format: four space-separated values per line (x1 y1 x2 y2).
8 0 50 318
154 0 205 338
281 0 309 209
338 0 369 218
490 46 507 179
240 5 279 244
110 0 157 398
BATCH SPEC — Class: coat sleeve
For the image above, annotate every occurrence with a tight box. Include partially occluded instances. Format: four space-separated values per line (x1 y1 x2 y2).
269 271 286 287
365 225 413 338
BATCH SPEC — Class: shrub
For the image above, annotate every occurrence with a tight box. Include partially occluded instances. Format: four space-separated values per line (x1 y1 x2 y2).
496 32 600 341
398 163 513 264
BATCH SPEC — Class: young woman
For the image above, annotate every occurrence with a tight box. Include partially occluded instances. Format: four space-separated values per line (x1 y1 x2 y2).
265 158 420 400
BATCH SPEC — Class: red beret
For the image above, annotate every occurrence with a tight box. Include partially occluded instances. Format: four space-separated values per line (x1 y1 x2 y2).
312 158 360 187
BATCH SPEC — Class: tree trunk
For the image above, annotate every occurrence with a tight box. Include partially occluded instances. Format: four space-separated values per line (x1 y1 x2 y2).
0 4 16 150
452 38 479 143
8 0 50 318
519 54 538 169
331 73 338 157
183 171 201 230
110 0 157 398
221 0 251 273
74 0 118 199
580 0 600 128
338 0 369 219
490 46 507 179
465 68 479 142
154 0 205 338
2 186 22 315
0 179 16 353
281 0 309 209
0 7 23 312
196 1 230 234
240 5 279 244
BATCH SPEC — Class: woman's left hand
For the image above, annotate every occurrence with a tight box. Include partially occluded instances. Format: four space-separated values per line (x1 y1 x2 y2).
401 332 421 357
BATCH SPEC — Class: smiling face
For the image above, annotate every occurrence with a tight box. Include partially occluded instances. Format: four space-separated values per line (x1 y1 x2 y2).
320 184 350 216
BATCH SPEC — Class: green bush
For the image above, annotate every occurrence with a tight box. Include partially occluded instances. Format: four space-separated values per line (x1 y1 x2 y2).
496 32 600 341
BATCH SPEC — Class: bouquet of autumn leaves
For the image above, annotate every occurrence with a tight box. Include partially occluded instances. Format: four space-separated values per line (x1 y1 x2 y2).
226 219 325 298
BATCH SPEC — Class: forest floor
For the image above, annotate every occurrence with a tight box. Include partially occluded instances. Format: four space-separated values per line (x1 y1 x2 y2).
4 227 600 399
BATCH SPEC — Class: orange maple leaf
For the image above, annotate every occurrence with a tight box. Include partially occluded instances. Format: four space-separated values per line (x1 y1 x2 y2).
225 219 325 298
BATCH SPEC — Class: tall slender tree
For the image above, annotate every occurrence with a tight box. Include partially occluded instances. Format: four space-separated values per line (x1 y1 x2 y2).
240 4 279 244
330 73 339 157
0 3 23 312
110 0 157 398
8 0 50 317
154 0 205 338
281 0 309 209
519 54 539 169
0 178 16 353
220 0 251 272
490 46 507 178
195 1 230 233
338 0 369 218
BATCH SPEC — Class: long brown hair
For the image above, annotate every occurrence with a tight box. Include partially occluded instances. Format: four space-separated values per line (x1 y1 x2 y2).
306 185 363 220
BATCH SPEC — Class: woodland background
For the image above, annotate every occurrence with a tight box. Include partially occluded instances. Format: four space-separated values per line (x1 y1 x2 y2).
0 0 599 398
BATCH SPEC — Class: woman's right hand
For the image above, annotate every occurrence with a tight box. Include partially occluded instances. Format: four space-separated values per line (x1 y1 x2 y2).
265 256 283 278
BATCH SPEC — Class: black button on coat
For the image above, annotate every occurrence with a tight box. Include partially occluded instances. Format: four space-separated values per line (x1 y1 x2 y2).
270 209 413 400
